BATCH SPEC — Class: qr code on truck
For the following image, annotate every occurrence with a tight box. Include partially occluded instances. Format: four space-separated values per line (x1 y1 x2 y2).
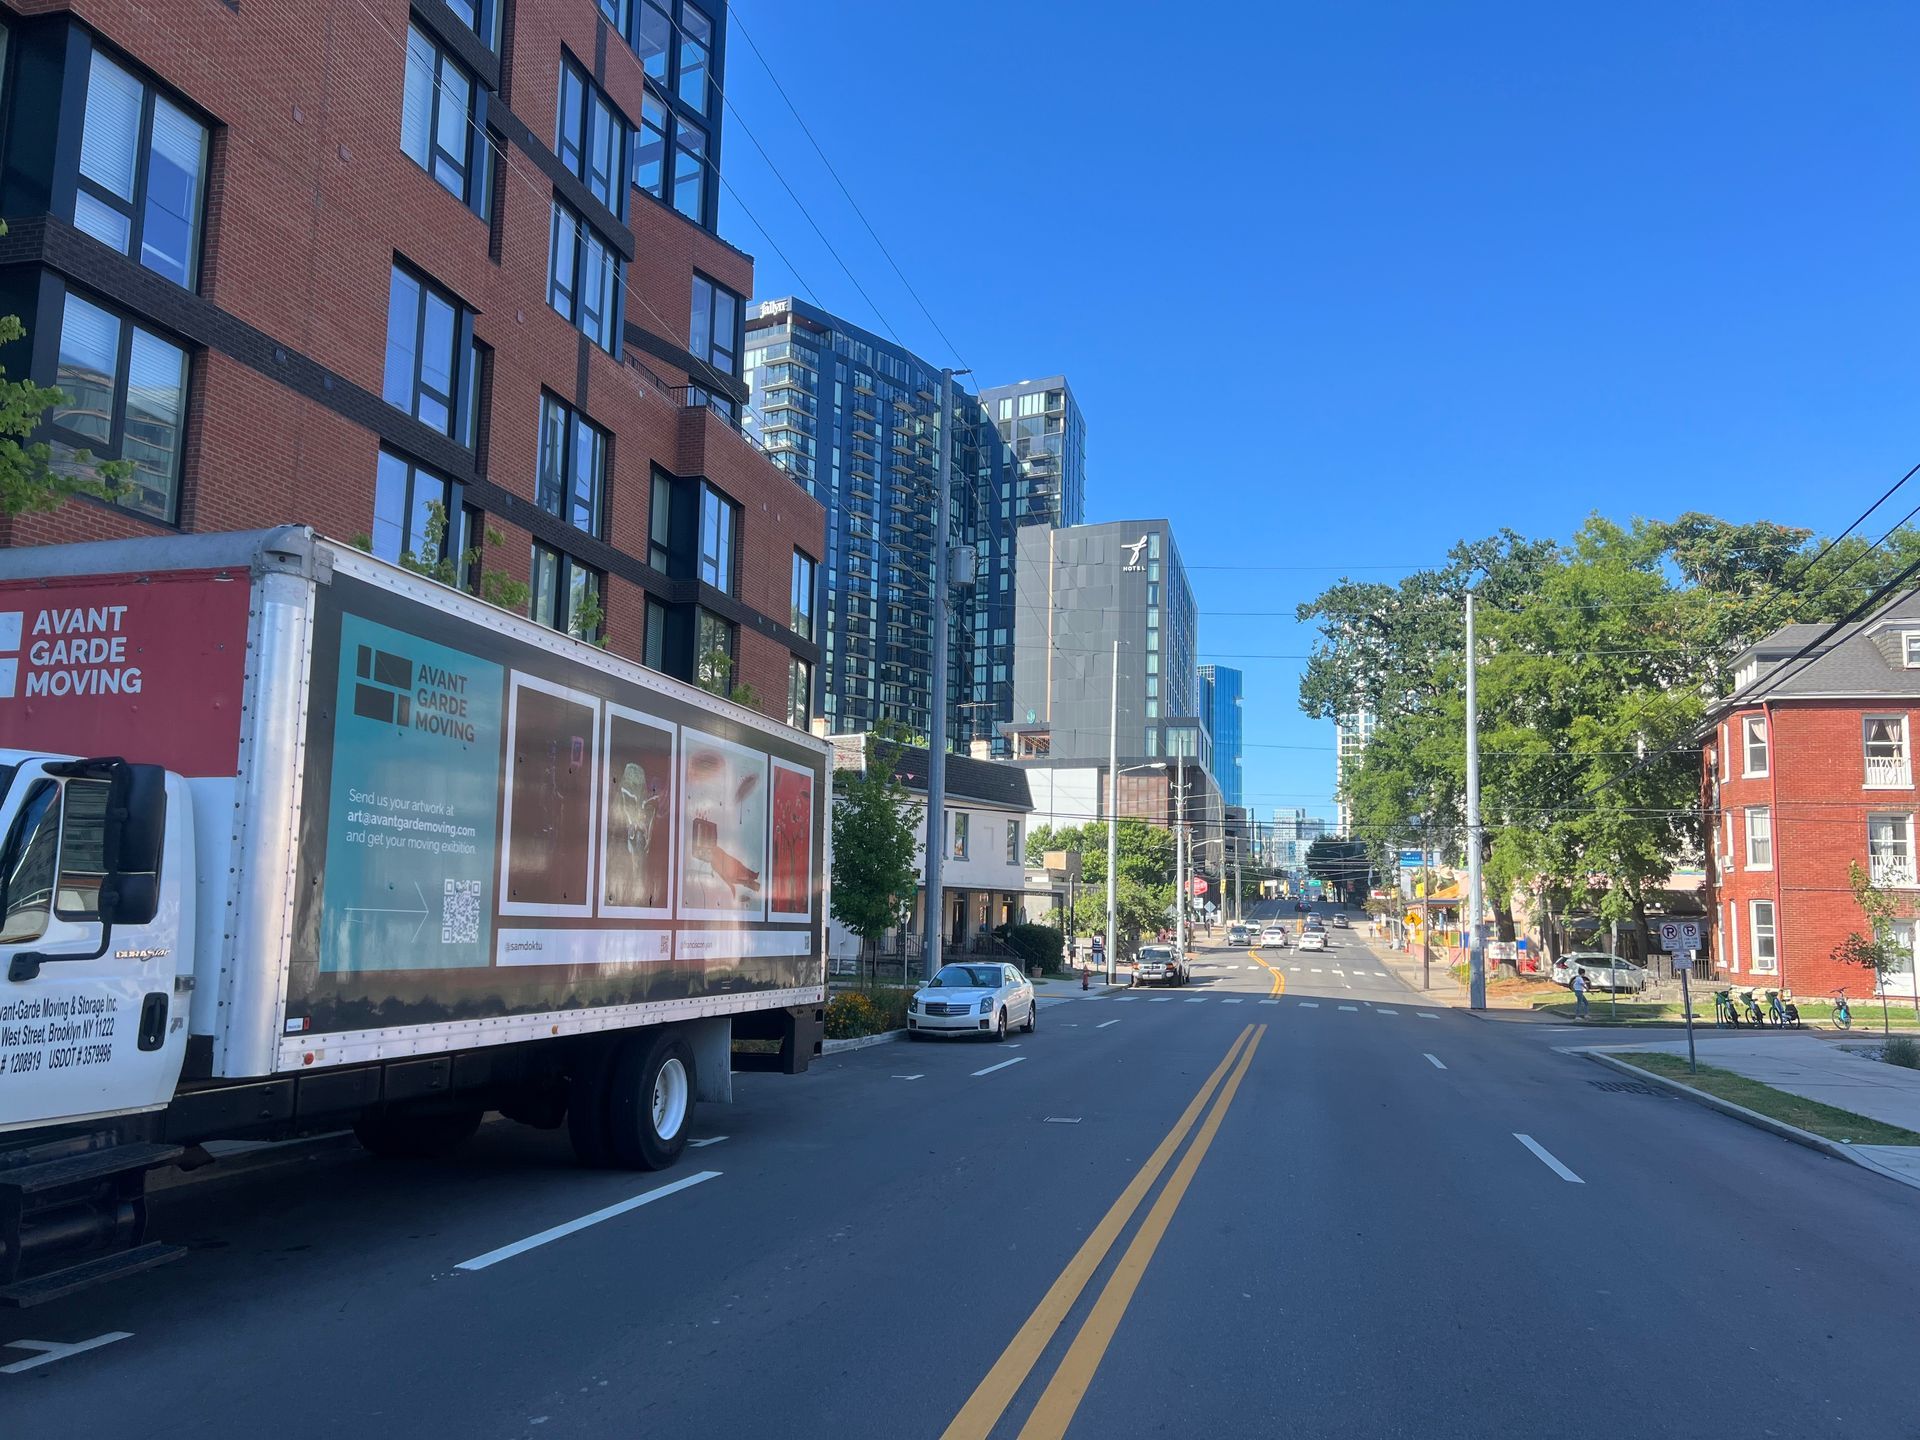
443 879 482 945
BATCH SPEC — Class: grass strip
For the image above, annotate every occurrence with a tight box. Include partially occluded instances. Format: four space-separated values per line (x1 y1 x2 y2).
1616 1052 1920 1147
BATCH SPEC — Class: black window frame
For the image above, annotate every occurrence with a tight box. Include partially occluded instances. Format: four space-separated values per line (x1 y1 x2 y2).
530 540 605 643
442 0 503 51
698 482 739 595
695 605 737 689
536 391 610 539
382 260 481 445
556 53 629 219
648 469 674 571
73 43 211 292
790 548 815 641
645 596 669 670
49 285 192 525
373 448 473 577
787 655 811 730
547 197 622 352
689 270 741 378
401 22 490 217
618 0 719 229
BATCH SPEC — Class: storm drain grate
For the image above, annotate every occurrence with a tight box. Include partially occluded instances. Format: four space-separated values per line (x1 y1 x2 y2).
1588 1079 1667 1096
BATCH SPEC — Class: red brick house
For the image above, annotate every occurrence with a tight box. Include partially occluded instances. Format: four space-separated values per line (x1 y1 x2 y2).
1702 601 1920 1001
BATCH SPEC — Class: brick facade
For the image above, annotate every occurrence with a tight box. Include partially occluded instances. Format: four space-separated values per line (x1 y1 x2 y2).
0 0 821 723
1704 700 1920 1001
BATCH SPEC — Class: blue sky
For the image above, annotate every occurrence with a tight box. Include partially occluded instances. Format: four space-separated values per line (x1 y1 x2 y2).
718 0 1920 824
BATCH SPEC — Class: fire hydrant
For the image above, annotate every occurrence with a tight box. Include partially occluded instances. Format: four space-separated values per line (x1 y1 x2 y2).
1081 964 1090 991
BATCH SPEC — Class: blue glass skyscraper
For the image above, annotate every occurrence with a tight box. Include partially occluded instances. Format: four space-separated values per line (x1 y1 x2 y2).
1198 664 1243 808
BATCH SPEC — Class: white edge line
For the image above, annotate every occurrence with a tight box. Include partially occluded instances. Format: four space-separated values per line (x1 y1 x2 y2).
1096 1018 1121 1029
455 1170 722 1271
1514 1133 1584 1184
972 1056 1029 1077
1424 1053 1447 1070
686 1135 729 1148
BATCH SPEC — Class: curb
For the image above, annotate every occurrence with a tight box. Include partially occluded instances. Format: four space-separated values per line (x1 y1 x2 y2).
822 1029 905 1055
1576 1049 1920 1193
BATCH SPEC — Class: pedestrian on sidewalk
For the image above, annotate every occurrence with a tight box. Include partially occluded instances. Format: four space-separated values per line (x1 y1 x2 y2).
1571 969 1590 1021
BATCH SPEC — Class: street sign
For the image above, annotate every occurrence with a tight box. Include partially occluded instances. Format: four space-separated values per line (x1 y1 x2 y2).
1404 910 1423 929
1396 849 1423 869
1659 919 1703 953
1190 877 1210 896
1673 948 1694 975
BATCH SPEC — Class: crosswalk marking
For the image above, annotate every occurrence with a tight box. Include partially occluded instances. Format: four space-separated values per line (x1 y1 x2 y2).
1149 997 1172 1003
1339 1004 1358 1012
1184 997 1207 1003
1114 996 1138 1003
1377 1008 1398 1016
1417 1012 1439 1019
1220 998 1243 1005
1259 999 1280 1006
1298 1001 1319 1008
1375 971 1388 978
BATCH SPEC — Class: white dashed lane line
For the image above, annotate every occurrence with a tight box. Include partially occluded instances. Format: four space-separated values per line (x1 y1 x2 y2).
1424 1054 1447 1070
455 1171 721 1272
972 1057 1028 1078
1515 1134 1584 1184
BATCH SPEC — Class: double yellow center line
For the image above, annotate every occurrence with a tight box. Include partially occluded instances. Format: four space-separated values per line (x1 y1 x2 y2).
940 1024 1266 1440
1250 948 1286 996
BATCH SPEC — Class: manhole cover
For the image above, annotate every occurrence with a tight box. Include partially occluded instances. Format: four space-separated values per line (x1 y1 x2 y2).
1588 1080 1665 1096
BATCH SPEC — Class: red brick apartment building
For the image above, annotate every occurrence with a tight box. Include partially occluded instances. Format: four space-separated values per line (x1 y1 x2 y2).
0 0 823 722
1702 598 1920 1001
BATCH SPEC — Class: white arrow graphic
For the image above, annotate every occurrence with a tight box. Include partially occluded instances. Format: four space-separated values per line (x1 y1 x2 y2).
344 881 430 941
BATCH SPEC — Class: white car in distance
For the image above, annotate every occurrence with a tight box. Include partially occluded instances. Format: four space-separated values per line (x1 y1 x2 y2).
908 963 1036 1042
1260 926 1291 948
1299 931 1328 953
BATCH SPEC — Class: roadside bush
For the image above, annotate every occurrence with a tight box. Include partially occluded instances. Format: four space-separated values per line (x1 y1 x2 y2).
825 984 912 1039
1883 1036 1920 1069
996 922 1065 973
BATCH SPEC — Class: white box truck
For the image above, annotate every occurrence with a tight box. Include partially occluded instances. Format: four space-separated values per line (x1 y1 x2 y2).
0 528 828 1303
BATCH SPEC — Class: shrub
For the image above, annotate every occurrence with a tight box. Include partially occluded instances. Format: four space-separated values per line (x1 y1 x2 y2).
1883 1036 1920 1069
996 922 1065 973
824 984 912 1039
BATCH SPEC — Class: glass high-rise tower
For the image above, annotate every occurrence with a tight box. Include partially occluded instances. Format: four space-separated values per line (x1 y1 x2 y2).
978 377 1087 529
744 298 1015 750
1198 665 1243 808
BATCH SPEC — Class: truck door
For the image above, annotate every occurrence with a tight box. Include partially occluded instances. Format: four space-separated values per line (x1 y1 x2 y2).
0 760 187 1134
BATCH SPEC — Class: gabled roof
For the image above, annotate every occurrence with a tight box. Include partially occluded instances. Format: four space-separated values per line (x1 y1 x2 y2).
1709 590 1920 716
826 735 1033 811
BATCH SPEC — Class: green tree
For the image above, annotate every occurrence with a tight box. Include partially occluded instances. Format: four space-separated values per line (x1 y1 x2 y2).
830 725 924 969
1021 817 1174 957
1833 861 1917 1035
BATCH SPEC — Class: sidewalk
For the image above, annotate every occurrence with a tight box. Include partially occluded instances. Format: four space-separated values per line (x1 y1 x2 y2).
1365 935 1473 1007
1585 1034 1920 1187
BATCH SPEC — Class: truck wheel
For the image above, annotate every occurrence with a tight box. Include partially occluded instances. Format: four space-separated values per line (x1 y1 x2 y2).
354 1107 483 1159
567 1040 620 1168
608 1032 696 1170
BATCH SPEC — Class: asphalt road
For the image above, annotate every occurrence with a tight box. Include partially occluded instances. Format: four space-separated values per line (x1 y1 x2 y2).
6 899 1916 1437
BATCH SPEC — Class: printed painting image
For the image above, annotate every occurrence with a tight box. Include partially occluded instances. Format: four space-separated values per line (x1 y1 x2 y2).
503 677 598 913
768 759 814 920
678 728 768 919
602 708 674 914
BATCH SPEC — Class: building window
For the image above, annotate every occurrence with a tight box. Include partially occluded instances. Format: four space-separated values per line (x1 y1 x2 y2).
649 471 674 571
1006 819 1021 866
536 394 608 538
373 450 470 572
695 607 736 690
75 50 208 291
51 291 188 523
672 117 708 223
1741 715 1768 776
677 4 713 109
634 0 671 80
690 271 740 382
787 656 811 729
698 483 738 593
529 542 603 642
790 550 816 640
1744 806 1771 870
442 0 500 49
1905 633 1920 669
634 92 668 199
1870 813 1916 887
402 26 487 212
557 57 628 216
645 597 669 670
548 201 620 351
383 264 478 443
948 811 969 861
1865 715 1911 789
1749 900 1777 975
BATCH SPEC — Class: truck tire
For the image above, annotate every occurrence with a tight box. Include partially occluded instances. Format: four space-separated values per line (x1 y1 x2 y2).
354 1107 483 1159
607 1031 696 1170
567 1040 620 1168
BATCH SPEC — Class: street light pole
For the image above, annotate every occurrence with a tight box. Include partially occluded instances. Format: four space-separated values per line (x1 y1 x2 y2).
1465 592 1487 1010
1105 638 1119 985
1173 761 1187 959
921 367 957 984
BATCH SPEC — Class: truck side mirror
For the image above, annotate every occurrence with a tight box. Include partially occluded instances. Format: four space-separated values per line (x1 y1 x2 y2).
105 763 167 927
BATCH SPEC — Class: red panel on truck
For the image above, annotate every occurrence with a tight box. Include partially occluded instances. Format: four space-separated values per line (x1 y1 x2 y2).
0 570 253 778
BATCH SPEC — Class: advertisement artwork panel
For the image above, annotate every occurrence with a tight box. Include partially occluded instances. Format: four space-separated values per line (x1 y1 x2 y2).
319 614 503 973
678 727 769 921
600 705 676 918
768 757 814 923
500 674 601 916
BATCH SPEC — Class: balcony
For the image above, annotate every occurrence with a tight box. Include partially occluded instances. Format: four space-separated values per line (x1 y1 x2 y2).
1872 857 1918 888
1867 754 1912 789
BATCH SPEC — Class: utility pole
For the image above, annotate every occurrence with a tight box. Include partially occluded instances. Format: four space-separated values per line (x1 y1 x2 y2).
1104 638 1119 985
1465 592 1487 1010
921 367 957 983
1173 762 1187 958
